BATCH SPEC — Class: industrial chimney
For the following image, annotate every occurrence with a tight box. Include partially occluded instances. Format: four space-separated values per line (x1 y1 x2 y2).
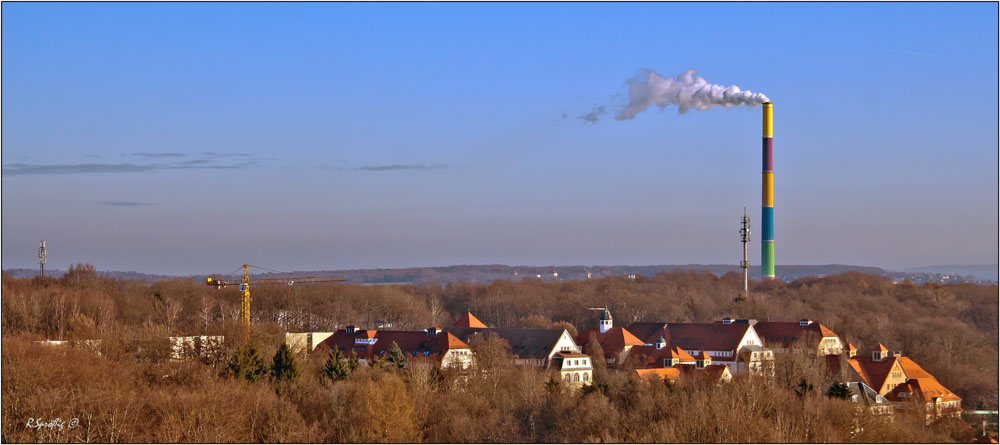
761 103 775 279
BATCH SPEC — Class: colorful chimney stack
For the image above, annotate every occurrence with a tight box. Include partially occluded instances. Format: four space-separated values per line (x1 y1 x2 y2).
761 102 775 279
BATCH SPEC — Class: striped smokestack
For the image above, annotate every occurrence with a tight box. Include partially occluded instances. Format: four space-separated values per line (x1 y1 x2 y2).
761 102 775 279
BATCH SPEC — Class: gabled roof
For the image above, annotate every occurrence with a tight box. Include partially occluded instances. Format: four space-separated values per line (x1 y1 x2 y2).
697 350 711 360
848 343 857 351
576 326 645 358
848 356 899 392
626 345 695 368
635 367 680 381
314 329 470 363
452 311 488 328
885 377 961 403
896 357 934 379
877 343 889 352
672 363 732 382
753 321 840 349
446 327 568 359
626 322 751 353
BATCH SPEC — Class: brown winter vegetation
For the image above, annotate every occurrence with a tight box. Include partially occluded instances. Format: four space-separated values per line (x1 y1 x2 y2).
2 265 996 442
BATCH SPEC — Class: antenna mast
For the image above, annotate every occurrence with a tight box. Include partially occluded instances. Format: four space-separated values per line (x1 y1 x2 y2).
739 208 751 300
38 240 46 278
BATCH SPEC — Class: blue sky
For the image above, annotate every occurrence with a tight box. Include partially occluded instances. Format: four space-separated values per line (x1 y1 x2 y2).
2 2 997 275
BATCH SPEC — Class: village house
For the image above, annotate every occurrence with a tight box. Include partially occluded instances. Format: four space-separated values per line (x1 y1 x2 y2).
845 344 910 394
626 318 771 374
885 377 963 423
634 356 733 385
314 325 474 369
751 319 844 355
285 331 334 355
841 343 962 422
575 309 645 368
445 311 593 386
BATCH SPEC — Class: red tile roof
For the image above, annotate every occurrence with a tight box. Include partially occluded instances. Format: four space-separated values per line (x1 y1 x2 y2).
626 345 695 368
848 356 899 392
576 327 645 359
314 329 469 363
885 377 961 403
635 367 680 381
896 357 935 379
451 311 488 328
626 322 751 354
753 321 840 349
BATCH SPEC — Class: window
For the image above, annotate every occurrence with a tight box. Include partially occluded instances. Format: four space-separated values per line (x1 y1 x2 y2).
573 373 580 382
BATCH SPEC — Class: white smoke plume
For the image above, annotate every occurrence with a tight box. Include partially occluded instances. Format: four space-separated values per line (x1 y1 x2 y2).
615 69 769 120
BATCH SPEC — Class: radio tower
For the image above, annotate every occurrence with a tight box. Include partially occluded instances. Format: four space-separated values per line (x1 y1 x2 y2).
739 208 751 300
38 240 46 278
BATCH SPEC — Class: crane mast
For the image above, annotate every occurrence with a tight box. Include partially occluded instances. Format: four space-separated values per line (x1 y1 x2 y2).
206 263 346 339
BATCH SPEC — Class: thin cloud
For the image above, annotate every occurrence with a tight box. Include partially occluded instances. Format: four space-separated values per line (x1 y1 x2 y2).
98 201 154 207
2 159 259 176
127 152 186 158
3 163 156 175
201 151 252 158
356 163 449 171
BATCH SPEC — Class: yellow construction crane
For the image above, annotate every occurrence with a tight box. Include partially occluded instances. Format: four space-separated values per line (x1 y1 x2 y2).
206 264 346 339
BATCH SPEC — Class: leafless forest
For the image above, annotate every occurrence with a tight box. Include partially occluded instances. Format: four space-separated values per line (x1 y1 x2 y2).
2 264 996 442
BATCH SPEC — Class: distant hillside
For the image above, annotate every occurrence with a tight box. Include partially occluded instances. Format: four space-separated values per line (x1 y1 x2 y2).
6 263 990 285
894 264 998 281
2 268 184 282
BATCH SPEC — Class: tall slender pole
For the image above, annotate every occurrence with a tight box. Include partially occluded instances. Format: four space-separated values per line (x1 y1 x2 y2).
38 240 46 278
762 103 775 279
740 208 751 299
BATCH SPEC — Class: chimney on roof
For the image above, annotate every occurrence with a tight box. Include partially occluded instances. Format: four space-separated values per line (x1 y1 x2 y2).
799 319 812 326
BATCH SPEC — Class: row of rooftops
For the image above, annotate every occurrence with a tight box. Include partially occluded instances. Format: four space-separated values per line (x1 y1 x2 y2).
311 310 961 412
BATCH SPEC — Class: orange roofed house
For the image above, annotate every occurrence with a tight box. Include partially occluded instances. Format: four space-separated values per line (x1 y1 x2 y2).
445 311 594 387
625 318 772 374
314 325 473 369
751 319 844 355
845 344 962 422
576 309 645 368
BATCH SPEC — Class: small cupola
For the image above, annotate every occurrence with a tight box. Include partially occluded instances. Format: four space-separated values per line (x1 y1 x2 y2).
721 317 734 324
799 319 813 327
655 335 667 350
426 327 439 335
345 325 359 334
599 308 613 334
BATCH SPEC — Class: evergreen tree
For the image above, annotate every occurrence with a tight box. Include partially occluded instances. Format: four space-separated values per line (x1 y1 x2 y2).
348 350 361 372
323 345 350 382
827 381 852 400
387 341 407 371
270 342 300 382
228 343 267 383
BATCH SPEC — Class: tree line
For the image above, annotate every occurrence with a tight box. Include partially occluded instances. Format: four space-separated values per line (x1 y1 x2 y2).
1 264 996 442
